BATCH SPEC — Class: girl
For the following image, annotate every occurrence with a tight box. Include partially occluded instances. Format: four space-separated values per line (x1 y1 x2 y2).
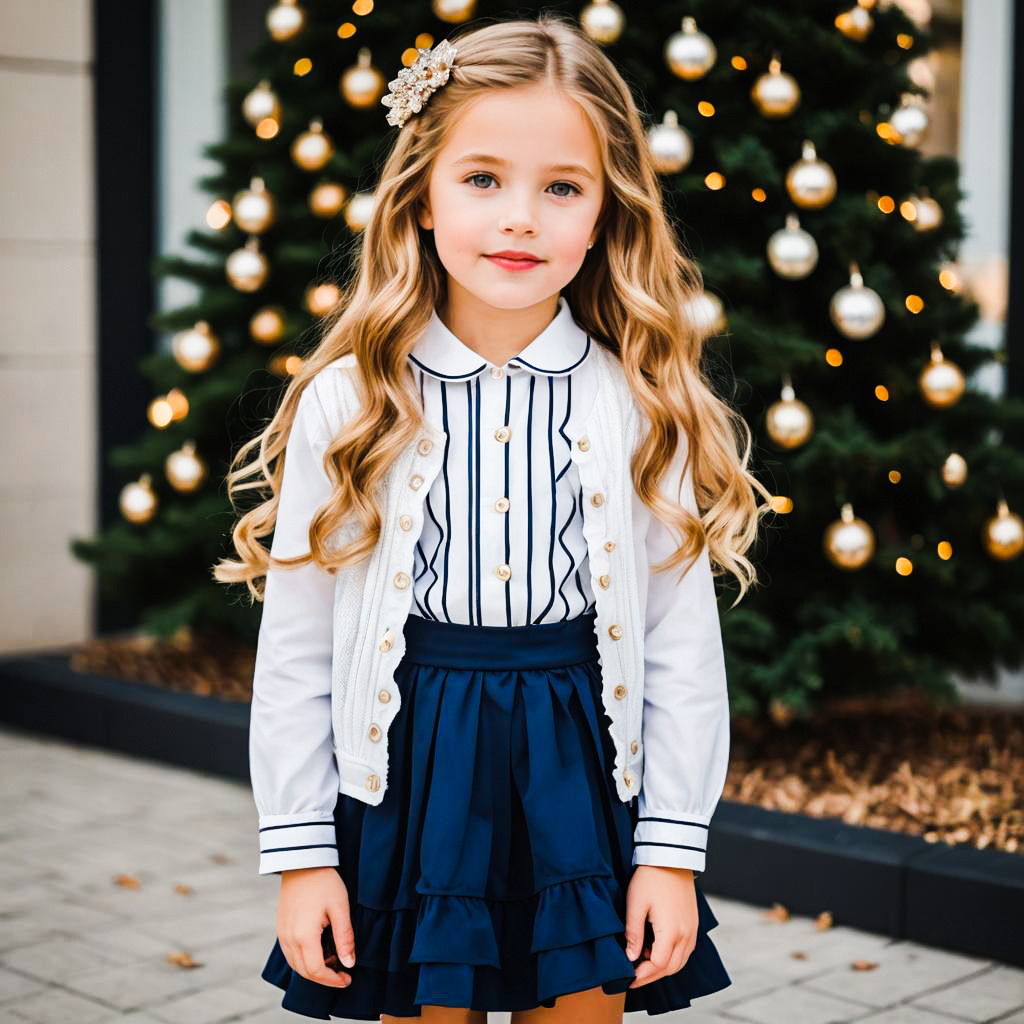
215 13 766 1023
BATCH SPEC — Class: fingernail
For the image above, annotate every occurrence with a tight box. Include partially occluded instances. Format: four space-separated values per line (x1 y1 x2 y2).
342 953 355 968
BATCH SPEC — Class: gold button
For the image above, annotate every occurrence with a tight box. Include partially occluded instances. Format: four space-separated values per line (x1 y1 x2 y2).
490 366 505 379
614 684 627 699
394 572 411 589
624 772 634 788
366 774 380 792
409 474 424 490
368 724 382 742
417 438 433 455
495 497 510 512
399 514 412 531
591 492 605 507
577 436 590 451
494 426 511 443
599 574 611 589
379 632 393 652
631 739 639 754
604 540 616 552
496 563 512 581
609 624 623 640
378 689 391 703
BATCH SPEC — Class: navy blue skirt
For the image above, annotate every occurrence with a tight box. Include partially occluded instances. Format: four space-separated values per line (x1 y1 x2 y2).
261 610 731 1018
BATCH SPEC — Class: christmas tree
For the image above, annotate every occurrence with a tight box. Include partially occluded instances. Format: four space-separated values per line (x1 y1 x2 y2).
71 0 1024 716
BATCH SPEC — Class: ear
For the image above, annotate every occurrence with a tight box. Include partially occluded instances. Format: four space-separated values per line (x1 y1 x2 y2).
417 199 433 231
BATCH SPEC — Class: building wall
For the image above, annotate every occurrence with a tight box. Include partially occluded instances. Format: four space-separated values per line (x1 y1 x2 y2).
0 0 95 652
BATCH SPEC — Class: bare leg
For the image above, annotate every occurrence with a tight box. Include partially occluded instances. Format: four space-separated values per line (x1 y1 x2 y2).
382 1008 487 1024
511 985 626 1024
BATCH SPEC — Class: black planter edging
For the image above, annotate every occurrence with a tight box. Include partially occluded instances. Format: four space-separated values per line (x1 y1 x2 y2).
2 649 1022 967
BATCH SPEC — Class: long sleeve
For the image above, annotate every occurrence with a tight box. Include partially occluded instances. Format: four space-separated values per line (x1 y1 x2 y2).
632 431 731 875
250 382 341 876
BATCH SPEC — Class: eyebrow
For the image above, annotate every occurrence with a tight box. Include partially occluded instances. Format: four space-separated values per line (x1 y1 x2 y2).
451 153 597 180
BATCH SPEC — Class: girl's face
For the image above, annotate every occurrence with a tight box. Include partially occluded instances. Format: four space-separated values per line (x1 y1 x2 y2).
417 84 605 312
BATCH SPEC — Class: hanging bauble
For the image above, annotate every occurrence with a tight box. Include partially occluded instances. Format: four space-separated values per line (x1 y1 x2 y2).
165 441 208 494
291 118 334 172
341 48 385 109
119 473 158 525
835 2 874 41
310 181 349 218
171 320 221 373
907 191 943 232
647 111 692 174
432 0 477 22
830 262 885 339
250 306 287 345
887 94 929 147
306 281 343 317
684 290 726 337
785 140 837 210
226 237 269 292
344 190 377 232
751 56 800 118
765 382 814 450
983 500 1024 561
266 0 305 41
665 17 717 81
941 452 967 489
579 0 625 45
767 212 818 279
908 56 935 93
242 80 280 128
824 502 875 570
919 343 966 408
232 177 276 234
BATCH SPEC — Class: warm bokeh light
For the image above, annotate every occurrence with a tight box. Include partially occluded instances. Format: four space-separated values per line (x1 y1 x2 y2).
939 266 962 292
899 199 917 220
148 398 174 429
402 47 420 65
352 0 374 14
937 541 953 560
256 118 279 139
888 470 901 483
338 22 357 38
698 100 715 117
825 348 843 366
751 188 766 202
293 58 313 76
415 33 434 48
875 385 890 401
769 495 793 514
897 33 914 49
877 195 895 213
166 388 189 420
876 122 894 140
896 557 913 575
731 55 747 70
206 199 231 230
905 294 924 313
705 172 725 190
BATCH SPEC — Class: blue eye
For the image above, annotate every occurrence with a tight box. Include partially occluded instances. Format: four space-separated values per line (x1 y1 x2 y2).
548 181 581 198
462 174 582 197
465 172 497 188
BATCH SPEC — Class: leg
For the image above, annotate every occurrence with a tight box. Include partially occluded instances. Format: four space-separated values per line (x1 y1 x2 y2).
511 985 626 1024
382 1008 487 1024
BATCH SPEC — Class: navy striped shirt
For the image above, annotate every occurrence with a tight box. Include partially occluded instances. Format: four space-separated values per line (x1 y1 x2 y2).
405 296 597 626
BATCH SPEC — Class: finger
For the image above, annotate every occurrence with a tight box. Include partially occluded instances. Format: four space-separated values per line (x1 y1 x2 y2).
327 904 357 970
624 898 649 962
630 933 682 988
300 935 350 988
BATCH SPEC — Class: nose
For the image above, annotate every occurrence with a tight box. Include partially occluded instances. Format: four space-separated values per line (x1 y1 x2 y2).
497 186 538 236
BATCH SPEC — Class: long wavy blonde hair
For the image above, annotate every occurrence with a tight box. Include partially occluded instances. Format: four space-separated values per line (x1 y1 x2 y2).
213 13 770 608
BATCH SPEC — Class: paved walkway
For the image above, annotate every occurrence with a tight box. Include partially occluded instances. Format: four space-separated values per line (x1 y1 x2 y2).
0 725 1021 1024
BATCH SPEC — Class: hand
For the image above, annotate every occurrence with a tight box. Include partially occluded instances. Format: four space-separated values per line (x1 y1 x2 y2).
624 865 697 989
278 866 356 989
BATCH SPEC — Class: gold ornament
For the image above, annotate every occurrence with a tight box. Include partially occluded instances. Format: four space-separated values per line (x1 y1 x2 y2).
432 0 476 22
830 262 885 339
580 0 625 45
342 48 386 110
824 503 875 570
941 452 967 489
647 111 692 174
226 237 269 292
119 474 158 525
684 290 726 338
309 181 349 218
835 2 874 41
765 382 814 449
344 190 377 232
232 177 276 234
266 0 305 42
291 118 334 172
906 191 943 232
983 500 1024 561
919 342 966 408
250 306 287 345
242 80 280 128
888 94 929 147
751 56 800 118
767 212 818 279
665 17 717 81
171 320 221 373
306 281 342 317
785 140 837 209
165 441 208 494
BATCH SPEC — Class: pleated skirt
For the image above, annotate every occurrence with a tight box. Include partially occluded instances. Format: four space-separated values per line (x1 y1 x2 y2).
261 609 732 1019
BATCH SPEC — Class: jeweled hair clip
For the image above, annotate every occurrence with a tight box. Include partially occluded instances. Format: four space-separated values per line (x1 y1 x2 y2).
381 39 458 128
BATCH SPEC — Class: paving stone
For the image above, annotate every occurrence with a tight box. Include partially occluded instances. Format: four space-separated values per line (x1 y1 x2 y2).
0 965 48 1003
910 963 1024 1022
5 985 114 1024
724 979 870 1024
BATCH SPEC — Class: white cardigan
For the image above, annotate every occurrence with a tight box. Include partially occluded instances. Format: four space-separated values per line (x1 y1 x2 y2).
250 339 731 877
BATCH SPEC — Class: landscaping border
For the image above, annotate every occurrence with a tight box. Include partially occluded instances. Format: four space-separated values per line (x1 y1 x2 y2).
2 649 1020 967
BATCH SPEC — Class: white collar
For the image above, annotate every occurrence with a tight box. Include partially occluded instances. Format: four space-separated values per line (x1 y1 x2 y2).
408 296 592 381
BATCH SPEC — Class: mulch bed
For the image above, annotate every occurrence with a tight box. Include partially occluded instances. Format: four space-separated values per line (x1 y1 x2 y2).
69 627 1024 859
